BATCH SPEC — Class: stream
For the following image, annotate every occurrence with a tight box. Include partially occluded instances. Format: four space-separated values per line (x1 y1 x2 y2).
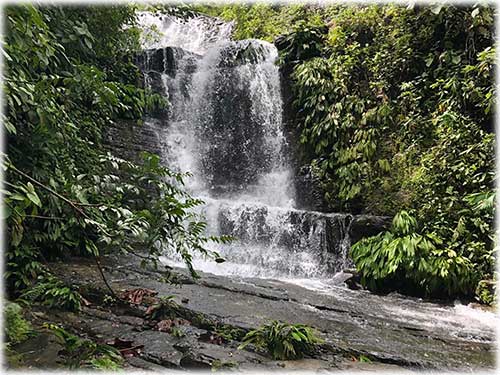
135 12 498 370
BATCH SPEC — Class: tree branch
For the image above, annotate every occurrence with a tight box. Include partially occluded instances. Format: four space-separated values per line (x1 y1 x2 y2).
7 163 120 297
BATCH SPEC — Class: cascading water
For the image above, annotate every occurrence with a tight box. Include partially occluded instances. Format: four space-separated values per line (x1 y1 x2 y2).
113 15 498 366
137 13 354 281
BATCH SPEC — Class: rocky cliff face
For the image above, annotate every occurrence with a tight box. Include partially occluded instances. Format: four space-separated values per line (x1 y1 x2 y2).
276 43 331 213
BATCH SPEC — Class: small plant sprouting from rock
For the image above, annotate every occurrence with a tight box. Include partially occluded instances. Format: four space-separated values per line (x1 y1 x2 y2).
238 320 324 360
4 302 32 345
171 327 186 338
211 359 238 372
20 273 84 312
103 294 117 306
43 323 122 369
358 354 372 363
145 295 175 320
213 324 246 342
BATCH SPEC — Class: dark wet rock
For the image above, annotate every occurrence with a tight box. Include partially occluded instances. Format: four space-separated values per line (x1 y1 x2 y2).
137 47 200 75
196 63 269 193
11 333 64 370
125 356 172 371
143 71 165 96
124 330 185 368
217 40 274 67
214 204 385 274
274 34 288 52
103 118 164 163
349 215 391 244
137 48 164 72
344 274 363 291
179 353 212 369
294 165 329 211
42 256 496 372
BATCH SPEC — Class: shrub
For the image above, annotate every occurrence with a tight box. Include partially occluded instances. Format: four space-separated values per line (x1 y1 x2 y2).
238 321 323 360
20 273 83 312
351 211 477 297
4 302 32 345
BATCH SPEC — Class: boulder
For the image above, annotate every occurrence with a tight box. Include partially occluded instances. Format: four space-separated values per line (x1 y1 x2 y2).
349 215 391 244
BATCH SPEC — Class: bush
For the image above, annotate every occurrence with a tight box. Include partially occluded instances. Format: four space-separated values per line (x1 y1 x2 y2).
351 211 477 297
238 321 323 360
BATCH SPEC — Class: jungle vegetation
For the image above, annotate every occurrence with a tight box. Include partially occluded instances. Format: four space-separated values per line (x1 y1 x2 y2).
2 2 497 371
2 3 497 363
3 4 229 299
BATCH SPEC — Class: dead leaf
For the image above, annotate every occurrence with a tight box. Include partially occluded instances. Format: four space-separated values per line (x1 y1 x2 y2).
106 337 144 358
156 319 174 332
120 288 158 304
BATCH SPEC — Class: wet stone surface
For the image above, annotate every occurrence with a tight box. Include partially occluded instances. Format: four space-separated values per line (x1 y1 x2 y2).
20 255 495 372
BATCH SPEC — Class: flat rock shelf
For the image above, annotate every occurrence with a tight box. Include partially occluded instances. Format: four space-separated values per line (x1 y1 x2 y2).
16 255 496 372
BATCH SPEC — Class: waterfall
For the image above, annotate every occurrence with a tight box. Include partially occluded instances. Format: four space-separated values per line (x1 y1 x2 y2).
137 13 354 280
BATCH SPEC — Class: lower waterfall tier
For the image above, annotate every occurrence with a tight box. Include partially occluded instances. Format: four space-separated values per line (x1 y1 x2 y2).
162 198 389 279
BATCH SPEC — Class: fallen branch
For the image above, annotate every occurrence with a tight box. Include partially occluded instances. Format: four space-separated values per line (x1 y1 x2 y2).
94 255 119 299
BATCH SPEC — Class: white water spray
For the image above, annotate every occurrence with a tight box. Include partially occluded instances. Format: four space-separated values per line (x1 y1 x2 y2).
138 12 352 281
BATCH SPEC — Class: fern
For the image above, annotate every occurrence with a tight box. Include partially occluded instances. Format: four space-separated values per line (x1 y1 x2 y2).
238 321 323 360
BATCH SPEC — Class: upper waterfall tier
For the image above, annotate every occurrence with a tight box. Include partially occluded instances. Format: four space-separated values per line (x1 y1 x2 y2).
137 12 233 54
138 20 296 208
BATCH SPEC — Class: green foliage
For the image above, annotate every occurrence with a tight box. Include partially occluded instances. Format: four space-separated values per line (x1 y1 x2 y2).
238 321 323 360
170 327 186 338
287 4 494 209
43 323 122 369
214 324 246 342
4 4 229 296
281 4 495 300
276 20 327 63
4 302 32 345
20 273 83 312
193 3 323 42
475 279 497 306
211 359 238 372
359 355 372 363
90 356 122 371
352 211 476 297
